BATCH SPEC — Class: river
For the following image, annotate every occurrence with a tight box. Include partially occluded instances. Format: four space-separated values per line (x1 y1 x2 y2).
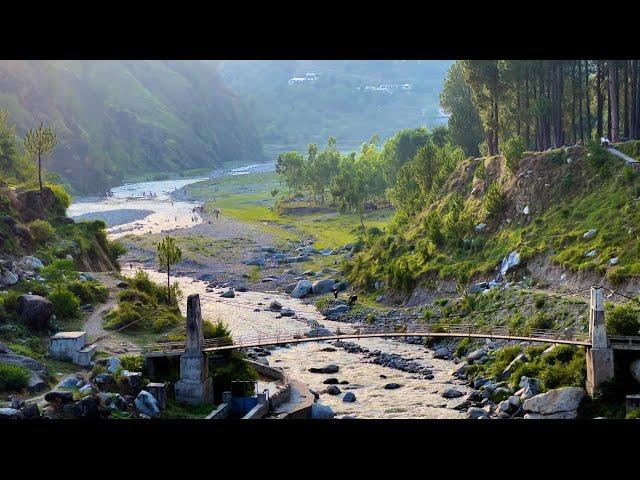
69 174 467 419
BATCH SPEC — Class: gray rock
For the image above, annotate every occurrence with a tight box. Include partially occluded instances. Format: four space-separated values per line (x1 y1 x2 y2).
500 250 521 276
94 373 115 386
284 283 297 294
585 249 598 257
0 269 18 287
610 257 619 265
323 378 339 385
135 390 160 418
245 258 265 266
523 387 586 415
326 304 349 316
342 392 356 402
45 390 74 404
312 278 336 295
467 407 488 419
466 348 486 362
524 410 578 419
475 223 487 232
220 289 235 298
17 294 53 330
500 353 528 380
442 388 464 399
121 370 143 389
21 403 40 419
334 280 348 292
326 385 341 395
583 228 597 240
268 300 282 311
384 383 402 390
291 280 313 298
18 256 44 271
107 357 121 374
79 385 94 396
433 347 451 359
73 395 101 418
280 308 295 317
309 364 339 374
469 282 489 294
310 403 335 419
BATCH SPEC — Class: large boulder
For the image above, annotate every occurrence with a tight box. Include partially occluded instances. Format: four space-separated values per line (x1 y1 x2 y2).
45 390 74 405
18 256 44 271
17 295 53 330
107 357 121 374
442 388 464 399
326 304 349 317
312 279 336 295
135 390 160 418
220 289 235 298
0 352 49 393
73 395 102 418
310 403 335 419
466 348 486 363
284 283 297 294
500 353 528 380
433 348 451 359
326 385 341 395
0 269 18 287
523 387 585 416
291 280 313 298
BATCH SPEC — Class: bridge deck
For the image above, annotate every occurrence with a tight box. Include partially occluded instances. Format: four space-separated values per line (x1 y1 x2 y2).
143 325 592 358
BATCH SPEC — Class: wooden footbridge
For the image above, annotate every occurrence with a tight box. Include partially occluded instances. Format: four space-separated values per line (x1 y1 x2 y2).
143 323 592 358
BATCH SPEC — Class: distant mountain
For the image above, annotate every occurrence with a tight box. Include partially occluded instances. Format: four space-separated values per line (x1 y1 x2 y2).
0 61 264 194
218 60 453 155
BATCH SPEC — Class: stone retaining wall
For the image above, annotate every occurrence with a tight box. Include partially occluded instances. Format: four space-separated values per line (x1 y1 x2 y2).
245 359 292 410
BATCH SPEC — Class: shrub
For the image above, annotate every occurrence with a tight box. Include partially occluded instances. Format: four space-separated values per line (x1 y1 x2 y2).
48 285 81 319
484 182 507 219
203 319 232 340
46 182 71 210
120 354 144 372
527 312 555 330
0 363 30 392
606 304 640 335
502 135 525 172
67 280 108 305
41 259 77 283
30 219 56 244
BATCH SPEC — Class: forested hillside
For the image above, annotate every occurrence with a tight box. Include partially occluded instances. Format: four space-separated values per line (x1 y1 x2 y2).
0 61 264 194
218 60 453 155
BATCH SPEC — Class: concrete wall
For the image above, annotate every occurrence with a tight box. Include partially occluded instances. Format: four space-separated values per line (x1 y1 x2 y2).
206 403 231 419
245 359 292 411
50 334 87 361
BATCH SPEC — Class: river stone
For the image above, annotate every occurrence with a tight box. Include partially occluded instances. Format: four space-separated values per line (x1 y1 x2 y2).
16 294 53 330
466 348 486 362
342 392 356 402
442 388 464 399
523 387 585 415
383 383 402 390
268 300 282 311
291 280 313 298
467 407 489 419
312 278 336 295
309 364 339 374
327 304 349 316
18 256 44 271
280 308 295 317
220 289 235 298
433 348 451 359
323 378 339 384
326 385 341 395
311 403 335 419
135 390 160 418
284 283 297 294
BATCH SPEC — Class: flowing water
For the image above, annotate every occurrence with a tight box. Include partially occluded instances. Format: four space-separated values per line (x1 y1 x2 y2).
70 175 466 418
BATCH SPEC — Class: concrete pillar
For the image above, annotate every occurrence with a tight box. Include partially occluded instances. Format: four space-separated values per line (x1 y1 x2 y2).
146 382 167 410
586 287 615 396
174 294 213 405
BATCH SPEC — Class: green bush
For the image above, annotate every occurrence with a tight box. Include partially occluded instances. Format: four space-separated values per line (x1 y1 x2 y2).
30 219 56 244
41 259 77 283
67 280 108 305
502 135 525 172
526 312 555 330
484 182 507 219
48 285 81 319
120 354 144 372
606 304 640 335
203 319 232 339
0 363 30 392
46 182 71 210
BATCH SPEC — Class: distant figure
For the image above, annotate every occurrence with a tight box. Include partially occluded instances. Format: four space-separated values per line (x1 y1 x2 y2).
214 207 220 219
129 263 133 269
348 294 358 306
331 286 339 300
142 191 145 197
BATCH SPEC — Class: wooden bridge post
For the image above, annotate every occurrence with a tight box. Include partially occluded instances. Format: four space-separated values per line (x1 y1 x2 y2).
174 294 213 405
585 287 615 396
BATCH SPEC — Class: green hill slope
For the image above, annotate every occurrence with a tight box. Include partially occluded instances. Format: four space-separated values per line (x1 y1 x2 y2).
0 61 264 194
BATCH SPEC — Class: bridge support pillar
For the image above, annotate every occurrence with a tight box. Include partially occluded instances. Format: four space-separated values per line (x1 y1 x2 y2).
585 287 614 396
175 294 213 405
